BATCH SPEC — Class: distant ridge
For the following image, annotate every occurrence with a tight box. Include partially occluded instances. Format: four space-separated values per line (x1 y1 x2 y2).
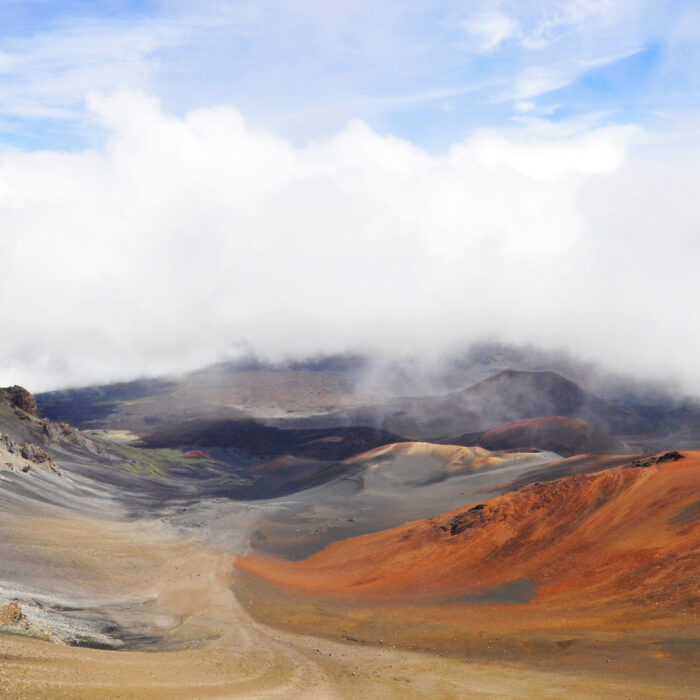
36 359 700 451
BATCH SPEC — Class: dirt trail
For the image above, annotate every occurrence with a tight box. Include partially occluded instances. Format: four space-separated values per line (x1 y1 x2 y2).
0 512 684 699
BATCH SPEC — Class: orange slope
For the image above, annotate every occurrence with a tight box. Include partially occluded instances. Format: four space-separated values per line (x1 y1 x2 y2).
237 450 700 622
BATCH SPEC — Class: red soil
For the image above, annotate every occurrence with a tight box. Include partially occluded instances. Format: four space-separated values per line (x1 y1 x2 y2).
237 450 700 622
183 450 212 459
252 455 321 474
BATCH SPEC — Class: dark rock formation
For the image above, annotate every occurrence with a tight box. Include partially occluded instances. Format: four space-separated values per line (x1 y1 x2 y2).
0 385 39 417
623 451 684 469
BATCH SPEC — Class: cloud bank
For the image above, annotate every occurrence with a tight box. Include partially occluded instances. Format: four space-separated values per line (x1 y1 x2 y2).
0 92 698 392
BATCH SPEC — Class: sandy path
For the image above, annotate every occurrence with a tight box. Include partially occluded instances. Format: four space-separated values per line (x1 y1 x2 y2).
0 512 689 699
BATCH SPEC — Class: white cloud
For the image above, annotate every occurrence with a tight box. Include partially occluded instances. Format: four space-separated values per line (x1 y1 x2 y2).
0 92 698 393
459 11 519 53
510 66 571 100
465 124 634 180
514 101 536 113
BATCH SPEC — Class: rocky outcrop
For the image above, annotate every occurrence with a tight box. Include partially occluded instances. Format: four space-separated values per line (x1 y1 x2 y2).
623 450 684 468
1 384 101 466
41 418 102 454
0 601 28 629
0 433 61 475
0 385 39 417
1 384 101 452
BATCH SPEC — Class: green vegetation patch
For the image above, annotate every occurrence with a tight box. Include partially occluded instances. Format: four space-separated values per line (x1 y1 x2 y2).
90 434 229 477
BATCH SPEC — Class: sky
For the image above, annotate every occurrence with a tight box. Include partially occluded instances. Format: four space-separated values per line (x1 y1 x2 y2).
0 0 699 392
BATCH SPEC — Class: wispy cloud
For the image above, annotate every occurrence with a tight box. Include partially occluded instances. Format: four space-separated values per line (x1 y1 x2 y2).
271 79 502 131
0 0 692 149
503 44 644 102
518 0 617 50
0 8 253 132
457 11 519 53
457 0 623 53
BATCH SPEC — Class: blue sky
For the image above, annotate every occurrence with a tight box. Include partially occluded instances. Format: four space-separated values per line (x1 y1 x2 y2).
0 0 697 151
